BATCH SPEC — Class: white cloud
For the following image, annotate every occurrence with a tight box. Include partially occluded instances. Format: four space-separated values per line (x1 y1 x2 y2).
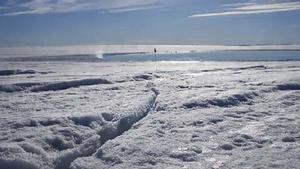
1 0 163 16
107 5 160 13
189 2 300 18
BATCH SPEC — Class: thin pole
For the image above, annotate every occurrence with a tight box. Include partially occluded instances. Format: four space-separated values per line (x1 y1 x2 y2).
154 48 157 72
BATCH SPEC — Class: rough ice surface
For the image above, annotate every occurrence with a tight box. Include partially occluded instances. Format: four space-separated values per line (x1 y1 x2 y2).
0 61 299 169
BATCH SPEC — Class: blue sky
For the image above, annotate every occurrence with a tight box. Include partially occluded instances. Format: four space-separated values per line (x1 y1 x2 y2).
0 0 300 47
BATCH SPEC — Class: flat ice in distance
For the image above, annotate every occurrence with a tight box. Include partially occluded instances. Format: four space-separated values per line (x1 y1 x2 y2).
1 44 300 58
0 60 299 169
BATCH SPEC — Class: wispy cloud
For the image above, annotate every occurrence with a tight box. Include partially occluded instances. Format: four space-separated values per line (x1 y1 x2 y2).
107 5 160 14
0 6 9 10
189 1 300 18
1 0 163 16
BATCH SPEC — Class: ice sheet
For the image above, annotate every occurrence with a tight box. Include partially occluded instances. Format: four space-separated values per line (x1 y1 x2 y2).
0 61 299 169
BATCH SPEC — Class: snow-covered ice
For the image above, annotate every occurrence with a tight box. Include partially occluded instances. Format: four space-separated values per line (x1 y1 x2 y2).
0 60 299 169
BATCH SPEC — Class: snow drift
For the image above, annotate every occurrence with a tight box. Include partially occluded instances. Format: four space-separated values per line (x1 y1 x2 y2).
0 69 36 76
182 91 258 109
0 78 112 92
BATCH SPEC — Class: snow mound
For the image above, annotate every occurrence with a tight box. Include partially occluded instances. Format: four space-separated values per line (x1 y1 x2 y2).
0 54 102 62
0 158 40 169
0 82 44 92
70 91 158 169
39 118 64 127
116 92 157 134
20 143 48 157
97 91 158 142
0 143 53 169
69 115 104 128
182 91 258 109
0 84 25 92
0 69 36 76
45 136 74 151
31 78 112 92
54 136 102 169
51 91 158 169
276 83 300 91
231 65 267 71
133 74 154 81
169 147 200 162
200 65 268 73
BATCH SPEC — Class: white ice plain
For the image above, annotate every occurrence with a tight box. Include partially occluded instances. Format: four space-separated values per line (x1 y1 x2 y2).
0 61 299 169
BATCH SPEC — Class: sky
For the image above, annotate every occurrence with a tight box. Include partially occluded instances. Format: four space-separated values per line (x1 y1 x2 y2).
0 0 300 47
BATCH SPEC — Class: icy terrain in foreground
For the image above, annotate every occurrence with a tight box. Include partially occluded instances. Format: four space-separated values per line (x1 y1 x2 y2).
0 61 299 169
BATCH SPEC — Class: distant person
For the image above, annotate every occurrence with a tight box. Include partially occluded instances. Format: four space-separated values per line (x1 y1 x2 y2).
154 48 157 53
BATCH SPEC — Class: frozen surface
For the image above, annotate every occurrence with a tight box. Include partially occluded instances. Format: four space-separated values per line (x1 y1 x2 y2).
0 61 299 169
1 45 300 58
